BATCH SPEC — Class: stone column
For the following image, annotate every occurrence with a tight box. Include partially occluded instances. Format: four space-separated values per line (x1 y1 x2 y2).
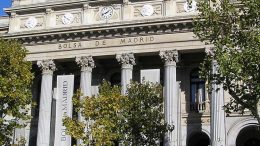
206 48 227 146
159 50 180 146
116 53 136 95
76 56 95 118
36 59 56 146
76 56 95 145
75 56 95 145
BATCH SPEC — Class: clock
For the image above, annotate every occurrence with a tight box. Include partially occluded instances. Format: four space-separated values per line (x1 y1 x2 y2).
100 6 114 20
62 13 74 25
184 0 197 12
141 4 154 17
25 17 38 28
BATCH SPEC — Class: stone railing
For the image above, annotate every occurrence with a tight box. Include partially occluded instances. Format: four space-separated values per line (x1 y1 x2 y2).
190 102 206 113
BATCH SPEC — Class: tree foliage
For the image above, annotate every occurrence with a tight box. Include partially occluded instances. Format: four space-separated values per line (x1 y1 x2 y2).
0 38 34 145
64 81 166 146
194 0 260 123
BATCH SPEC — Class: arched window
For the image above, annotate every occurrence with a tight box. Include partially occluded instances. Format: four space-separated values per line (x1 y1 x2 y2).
190 68 206 112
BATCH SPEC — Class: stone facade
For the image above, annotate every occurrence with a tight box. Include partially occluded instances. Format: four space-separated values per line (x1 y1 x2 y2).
0 0 259 146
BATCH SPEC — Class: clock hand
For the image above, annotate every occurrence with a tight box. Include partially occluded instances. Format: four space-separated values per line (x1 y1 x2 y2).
104 10 109 15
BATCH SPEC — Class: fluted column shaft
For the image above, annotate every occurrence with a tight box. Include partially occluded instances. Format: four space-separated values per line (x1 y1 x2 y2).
211 60 226 146
37 60 56 146
121 64 133 95
205 47 227 146
160 50 180 146
76 56 95 146
116 53 136 95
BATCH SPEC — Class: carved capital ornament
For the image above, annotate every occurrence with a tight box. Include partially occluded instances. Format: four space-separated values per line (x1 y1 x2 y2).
116 53 136 66
76 56 95 71
159 50 179 65
37 59 56 73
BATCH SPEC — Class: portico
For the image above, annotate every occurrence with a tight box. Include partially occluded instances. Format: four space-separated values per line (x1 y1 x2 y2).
1 0 258 146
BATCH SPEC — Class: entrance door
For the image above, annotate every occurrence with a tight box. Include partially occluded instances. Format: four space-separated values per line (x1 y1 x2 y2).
236 126 260 146
188 132 210 146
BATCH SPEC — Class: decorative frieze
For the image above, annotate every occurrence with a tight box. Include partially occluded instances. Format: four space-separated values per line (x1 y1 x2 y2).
134 3 162 17
20 16 44 30
183 117 211 125
177 1 197 13
56 12 82 26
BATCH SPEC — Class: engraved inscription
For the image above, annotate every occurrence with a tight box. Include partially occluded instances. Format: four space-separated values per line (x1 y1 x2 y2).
58 42 82 49
120 36 154 44
57 36 155 49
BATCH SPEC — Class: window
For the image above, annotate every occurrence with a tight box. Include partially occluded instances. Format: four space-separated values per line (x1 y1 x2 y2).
190 68 206 112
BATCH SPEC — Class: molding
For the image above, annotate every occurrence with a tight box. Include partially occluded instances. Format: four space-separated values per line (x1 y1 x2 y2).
5 0 119 14
3 17 194 44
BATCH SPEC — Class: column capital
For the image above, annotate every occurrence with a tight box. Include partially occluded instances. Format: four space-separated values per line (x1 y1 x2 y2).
37 59 56 74
46 8 53 15
159 50 179 65
205 47 215 56
76 56 95 71
116 53 136 66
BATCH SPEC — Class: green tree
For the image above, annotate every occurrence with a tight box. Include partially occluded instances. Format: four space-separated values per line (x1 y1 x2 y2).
122 81 166 145
64 81 166 146
64 81 125 146
194 0 260 123
0 38 34 145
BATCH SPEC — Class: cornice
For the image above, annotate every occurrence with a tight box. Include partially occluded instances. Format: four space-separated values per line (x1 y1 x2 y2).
3 16 194 45
5 0 120 14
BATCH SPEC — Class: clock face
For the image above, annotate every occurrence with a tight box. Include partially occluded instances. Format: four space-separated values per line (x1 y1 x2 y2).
25 17 38 28
141 4 154 17
183 1 197 12
62 13 74 25
100 7 113 20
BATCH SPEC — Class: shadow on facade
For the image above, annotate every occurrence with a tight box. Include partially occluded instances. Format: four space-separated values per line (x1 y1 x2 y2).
236 125 260 146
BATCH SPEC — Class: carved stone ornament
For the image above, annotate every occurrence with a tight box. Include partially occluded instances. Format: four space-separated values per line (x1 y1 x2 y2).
205 47 215 56
141 4 154 17
25 17 38 28
116 53 136 65
159 50 179 64
37 59 56 72
62 13 74 25
183 0 197 12
75 56 95 69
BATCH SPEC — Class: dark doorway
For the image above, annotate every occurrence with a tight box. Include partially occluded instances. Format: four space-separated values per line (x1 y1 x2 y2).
110 72 121 86
236 126 260 146
188 132 210 146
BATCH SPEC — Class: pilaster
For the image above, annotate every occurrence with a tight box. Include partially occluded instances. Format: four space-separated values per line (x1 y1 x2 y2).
9 12 19 33
164 0 176 17
122 0 134 20
116 52 136 95
36 59 56 146
159 50 180 146
46 8 55 28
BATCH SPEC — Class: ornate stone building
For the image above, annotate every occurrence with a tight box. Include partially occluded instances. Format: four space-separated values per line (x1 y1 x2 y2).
0 0 259 146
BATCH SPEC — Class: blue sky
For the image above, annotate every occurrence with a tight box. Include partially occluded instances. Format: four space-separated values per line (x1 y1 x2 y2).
0 0 11 16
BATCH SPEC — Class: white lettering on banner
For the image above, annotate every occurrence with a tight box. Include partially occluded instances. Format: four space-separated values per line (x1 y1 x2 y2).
54 75 74 146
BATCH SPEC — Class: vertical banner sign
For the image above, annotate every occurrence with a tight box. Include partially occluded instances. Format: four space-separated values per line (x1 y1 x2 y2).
54 75 74 146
